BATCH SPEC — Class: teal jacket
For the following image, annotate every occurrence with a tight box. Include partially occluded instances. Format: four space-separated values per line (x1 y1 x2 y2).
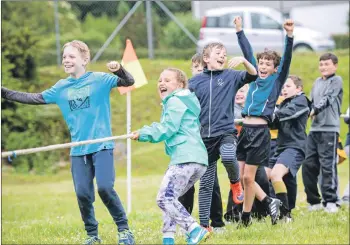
138 89 208 166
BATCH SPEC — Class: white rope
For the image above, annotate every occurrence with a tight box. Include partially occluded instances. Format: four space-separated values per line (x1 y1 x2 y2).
1 114 345 158
2 119 245 158
1 134 134 158
9 114 349 159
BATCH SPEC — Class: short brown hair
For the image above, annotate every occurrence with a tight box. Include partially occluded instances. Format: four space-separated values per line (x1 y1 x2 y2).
288 75 303 89
202 42 225 65
191 53 204 66
63 40 91 64
319 53 338 64
256 49 281 67
164 68 188 89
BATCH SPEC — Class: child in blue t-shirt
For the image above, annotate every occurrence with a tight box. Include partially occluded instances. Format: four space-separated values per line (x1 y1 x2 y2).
1 40 135 245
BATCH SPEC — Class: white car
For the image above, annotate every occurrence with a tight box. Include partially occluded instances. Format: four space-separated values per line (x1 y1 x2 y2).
197 6 335 55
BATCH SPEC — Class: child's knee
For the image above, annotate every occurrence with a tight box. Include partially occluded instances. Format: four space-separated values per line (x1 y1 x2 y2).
97 185 113 198
76 189 93 203
156 195 173 210
221 154 235 165
270 170 283 182
220 144 236 163
243 173 255 185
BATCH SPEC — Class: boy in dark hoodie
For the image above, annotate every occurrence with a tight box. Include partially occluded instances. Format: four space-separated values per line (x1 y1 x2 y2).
269 75 311 222
188 35 258 230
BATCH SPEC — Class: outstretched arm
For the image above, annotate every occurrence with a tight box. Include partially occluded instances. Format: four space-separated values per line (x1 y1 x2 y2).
234 16 257 69
132 97 187 143
275 95 310 122
276 19 294 87
1 87 46 105
107 61 135 87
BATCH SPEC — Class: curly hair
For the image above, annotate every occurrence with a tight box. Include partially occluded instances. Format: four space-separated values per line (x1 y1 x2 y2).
256 49 281 68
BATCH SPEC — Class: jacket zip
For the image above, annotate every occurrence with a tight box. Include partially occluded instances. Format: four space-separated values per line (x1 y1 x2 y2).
262 99 269 114
248 81 259 116
208 71 213 137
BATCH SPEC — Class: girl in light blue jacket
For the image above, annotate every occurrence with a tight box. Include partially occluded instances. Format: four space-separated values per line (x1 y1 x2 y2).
131 68 210 245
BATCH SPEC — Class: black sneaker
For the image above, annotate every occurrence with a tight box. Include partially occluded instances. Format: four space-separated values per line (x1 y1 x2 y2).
237 215 252 229
268 198 281 225
280 212 293 223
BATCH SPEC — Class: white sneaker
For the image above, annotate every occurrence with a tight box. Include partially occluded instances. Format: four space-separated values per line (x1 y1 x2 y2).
324 202 339 213
308 203 323 211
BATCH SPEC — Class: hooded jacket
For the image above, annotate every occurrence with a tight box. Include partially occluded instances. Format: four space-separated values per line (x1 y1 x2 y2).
138 89 208 166
274 92 312 154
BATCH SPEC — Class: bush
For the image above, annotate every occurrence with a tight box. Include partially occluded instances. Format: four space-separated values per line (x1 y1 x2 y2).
160 12 200 49
332 34 349 49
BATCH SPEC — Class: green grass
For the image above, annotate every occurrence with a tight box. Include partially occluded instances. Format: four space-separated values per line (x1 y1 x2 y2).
2 161 349 244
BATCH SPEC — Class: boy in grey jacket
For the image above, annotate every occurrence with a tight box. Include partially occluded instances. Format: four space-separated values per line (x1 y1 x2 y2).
302 53 343 213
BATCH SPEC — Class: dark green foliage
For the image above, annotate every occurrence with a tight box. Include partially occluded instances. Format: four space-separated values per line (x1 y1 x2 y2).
1 1 69 174
332 34 349 50
160 12 200 49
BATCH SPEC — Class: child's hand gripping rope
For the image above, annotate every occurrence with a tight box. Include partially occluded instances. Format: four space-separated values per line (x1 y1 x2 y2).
130 131 140 140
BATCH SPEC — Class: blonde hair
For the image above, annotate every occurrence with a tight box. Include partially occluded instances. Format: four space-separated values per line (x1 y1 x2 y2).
202 42 225 66
240 84 249 92
164 68 188 89
62 40 91 64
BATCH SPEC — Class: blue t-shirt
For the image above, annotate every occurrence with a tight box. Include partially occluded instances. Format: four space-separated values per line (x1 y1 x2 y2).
42 71 119 156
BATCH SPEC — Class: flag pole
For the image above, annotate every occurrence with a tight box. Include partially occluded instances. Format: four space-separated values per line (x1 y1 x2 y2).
126 90 132 214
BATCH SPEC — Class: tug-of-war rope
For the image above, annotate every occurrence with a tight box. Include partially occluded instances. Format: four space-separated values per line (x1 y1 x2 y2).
2 115 347 160
1 134 134 160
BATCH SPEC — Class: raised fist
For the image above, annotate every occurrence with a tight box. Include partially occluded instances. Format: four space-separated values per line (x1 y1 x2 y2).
107 61 121 72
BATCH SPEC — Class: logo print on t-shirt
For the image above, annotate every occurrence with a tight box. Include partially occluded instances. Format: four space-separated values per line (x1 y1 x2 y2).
68 86 90 111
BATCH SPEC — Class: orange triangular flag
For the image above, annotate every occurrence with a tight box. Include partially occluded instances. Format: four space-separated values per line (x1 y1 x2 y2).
117 39 148 95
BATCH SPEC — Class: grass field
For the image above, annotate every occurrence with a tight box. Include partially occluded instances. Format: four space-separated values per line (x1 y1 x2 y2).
1 51 350 244
1 160 349 244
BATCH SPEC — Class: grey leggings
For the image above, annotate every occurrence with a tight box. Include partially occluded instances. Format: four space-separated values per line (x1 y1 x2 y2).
157 163 207 235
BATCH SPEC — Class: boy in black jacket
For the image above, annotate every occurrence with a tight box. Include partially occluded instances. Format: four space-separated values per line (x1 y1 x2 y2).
270 75 311 222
